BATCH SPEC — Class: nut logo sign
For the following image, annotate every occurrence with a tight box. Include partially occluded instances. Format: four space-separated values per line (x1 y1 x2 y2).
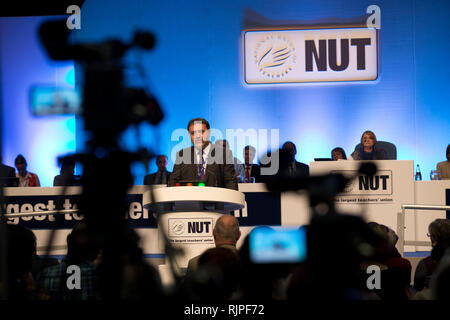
244 28 378 84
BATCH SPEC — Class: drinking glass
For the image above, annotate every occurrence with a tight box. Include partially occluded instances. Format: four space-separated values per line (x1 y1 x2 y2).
430 170 441 180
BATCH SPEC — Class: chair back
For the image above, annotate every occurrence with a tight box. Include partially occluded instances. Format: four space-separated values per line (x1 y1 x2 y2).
354 141 397 160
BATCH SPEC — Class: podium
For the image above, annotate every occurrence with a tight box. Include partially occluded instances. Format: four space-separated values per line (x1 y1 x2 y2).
143 186 245 284
310 160 415 251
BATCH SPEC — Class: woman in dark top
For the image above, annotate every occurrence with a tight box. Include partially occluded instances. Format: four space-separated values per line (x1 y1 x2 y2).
350 130 387 160
331 147 347 160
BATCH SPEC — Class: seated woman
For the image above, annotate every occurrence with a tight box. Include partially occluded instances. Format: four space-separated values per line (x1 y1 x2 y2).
331 147 347 160
436 144 450 180
350 130 387 160
15 154 40 187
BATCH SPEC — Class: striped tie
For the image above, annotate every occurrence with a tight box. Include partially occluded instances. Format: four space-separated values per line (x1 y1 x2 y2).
198 152 205 180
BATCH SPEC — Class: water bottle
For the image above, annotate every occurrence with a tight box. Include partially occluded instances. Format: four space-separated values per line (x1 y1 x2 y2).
415 164 422 181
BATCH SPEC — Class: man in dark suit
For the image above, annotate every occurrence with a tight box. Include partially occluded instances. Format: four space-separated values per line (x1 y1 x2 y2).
168 118 237 190
0 161 18 187
281 141 309 177
241 145 261 182
143 155 171 185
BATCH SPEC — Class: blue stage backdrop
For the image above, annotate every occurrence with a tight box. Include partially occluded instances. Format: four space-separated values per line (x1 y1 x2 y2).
0 17 76 187
1 0 450 186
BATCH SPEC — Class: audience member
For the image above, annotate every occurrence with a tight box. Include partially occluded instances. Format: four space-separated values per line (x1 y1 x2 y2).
53 156 81 186
366 222 412 300
96 225 163 300
36 221 100 300
350 130 387 160
413 218 450 299
431 246 450 300
3 224 37 300
288 214 381 301
436 144 450 180
31 255 60 283
183 247 242 300
331 147 347 160
240 145 261 183
281 141 309 177
186 215 241 274
169 118 237 189
239 226 296 300
14 154 40 187
143 155 171 185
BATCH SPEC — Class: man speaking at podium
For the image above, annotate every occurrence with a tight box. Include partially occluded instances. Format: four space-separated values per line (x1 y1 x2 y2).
169 118 238 190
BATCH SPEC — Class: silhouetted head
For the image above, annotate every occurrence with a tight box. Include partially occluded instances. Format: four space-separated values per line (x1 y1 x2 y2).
66 221 98 263
60 156 76 175
282 141 297 161
6 224 36 277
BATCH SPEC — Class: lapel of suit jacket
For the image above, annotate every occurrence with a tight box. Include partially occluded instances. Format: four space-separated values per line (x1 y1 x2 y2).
190 146 199 178
204 144 216 183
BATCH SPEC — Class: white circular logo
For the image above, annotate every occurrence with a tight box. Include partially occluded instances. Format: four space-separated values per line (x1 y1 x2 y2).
254 33 296 79
170 221 185 235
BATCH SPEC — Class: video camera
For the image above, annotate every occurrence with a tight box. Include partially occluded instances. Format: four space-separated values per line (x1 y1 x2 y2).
32 17 170 299
36 19 163 148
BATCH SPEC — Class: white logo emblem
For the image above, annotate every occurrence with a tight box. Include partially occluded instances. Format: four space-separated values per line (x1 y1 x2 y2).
254 34 296 79
170 220 185 235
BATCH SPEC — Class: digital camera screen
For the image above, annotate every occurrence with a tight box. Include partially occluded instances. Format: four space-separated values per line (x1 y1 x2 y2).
30 86 82 116
249 227 307 264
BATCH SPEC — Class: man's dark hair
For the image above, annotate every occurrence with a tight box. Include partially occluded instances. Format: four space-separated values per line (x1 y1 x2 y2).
155 155 167 163
282 141 297 153
66 221 98 264
60 156 76 173
187 118 210 131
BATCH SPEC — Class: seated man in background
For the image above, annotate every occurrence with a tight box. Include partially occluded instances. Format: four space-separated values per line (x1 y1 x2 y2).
169 118 237 189
241 145 261 183
143 155 171 185
53 156 81 186
0 157 18 187
215 139 243 183
281 141 309 177
436 144 450 180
